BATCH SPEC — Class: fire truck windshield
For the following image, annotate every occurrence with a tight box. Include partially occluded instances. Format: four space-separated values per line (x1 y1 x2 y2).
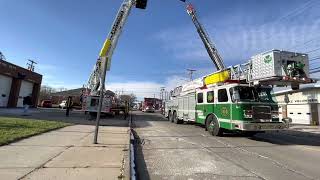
255 87 277 103
230 86 276 103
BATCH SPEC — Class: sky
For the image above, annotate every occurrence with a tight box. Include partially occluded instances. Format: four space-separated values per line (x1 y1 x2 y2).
1 0 320 100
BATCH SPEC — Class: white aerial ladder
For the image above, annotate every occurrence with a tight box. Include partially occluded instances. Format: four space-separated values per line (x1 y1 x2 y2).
83 0 147 115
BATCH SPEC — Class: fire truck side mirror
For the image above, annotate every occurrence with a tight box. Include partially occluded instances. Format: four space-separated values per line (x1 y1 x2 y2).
136 0 147 9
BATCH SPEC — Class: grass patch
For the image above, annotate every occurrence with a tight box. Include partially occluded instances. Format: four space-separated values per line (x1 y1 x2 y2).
0 117 71 146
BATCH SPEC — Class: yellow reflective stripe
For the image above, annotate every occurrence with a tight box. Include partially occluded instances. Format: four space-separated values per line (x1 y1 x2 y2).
99 39 112 57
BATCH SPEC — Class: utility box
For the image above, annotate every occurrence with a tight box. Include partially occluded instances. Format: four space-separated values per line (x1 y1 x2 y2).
250 50 309 82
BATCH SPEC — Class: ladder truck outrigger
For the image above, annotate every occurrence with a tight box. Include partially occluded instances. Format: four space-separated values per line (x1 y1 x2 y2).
165 3 317 136
82 0 147 117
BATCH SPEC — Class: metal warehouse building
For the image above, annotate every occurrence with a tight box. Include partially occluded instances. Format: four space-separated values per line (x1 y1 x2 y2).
0 60 42 108
275 86 320 125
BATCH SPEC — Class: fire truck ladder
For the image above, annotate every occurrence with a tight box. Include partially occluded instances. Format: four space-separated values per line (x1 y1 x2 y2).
186 3 225 71
87 0 147 95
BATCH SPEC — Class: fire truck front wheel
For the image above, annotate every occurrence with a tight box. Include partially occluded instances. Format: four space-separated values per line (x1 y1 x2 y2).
206 115 223 136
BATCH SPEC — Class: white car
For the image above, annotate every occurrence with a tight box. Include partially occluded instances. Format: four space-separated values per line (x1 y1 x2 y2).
145 106 155 113
59 100 67 109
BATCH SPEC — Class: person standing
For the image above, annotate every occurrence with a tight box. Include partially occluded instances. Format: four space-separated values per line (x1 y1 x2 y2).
66 96 73 117
23 95 32 116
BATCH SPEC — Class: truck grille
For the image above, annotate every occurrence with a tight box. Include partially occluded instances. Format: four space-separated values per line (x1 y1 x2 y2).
252 106 271 121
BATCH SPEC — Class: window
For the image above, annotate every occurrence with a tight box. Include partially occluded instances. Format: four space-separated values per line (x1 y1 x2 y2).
229 86 276 103
197 93 203 103
218 89 228 102
207 91 214 103
229 88 235 102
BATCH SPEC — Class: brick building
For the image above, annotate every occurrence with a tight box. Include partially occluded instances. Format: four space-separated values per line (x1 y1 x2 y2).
0 60 42 107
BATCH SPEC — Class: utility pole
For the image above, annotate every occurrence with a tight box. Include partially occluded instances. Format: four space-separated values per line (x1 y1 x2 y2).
160 87 165 100
27 59 37 72
0 51 6 61
165 91 168 100
187 69 196 81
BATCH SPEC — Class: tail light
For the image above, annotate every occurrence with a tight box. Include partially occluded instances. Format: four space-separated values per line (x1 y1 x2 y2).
243 110 252 118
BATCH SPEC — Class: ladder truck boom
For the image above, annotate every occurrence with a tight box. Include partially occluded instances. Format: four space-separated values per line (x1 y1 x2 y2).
186 3 225 71
87 0 147 95
83 0 147 115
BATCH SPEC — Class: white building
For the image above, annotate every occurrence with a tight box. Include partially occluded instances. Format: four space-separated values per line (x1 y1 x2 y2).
275 86 320 125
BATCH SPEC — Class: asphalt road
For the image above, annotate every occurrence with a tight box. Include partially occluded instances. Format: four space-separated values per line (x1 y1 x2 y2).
133 111 320 180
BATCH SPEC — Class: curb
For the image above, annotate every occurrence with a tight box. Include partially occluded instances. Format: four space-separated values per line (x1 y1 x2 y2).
129 112 136 180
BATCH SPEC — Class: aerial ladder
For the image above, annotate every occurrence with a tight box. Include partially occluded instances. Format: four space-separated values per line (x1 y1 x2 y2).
83 0 147 116
185 3 225 71
87 0 147 96
182 2 315 90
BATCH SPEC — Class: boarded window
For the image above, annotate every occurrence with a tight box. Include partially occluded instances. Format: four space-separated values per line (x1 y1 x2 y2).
207 91 214 103
218 89 228 102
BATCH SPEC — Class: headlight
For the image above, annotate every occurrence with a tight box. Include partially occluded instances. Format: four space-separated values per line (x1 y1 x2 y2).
272 111 279 118
243 110 252 118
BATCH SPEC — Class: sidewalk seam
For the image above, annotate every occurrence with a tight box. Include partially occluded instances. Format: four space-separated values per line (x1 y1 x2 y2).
18 145 73 180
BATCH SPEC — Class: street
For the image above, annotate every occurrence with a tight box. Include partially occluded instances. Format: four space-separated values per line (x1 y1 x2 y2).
133 111 320 180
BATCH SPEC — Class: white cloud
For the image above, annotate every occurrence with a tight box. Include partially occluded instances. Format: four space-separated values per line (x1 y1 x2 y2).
106 81 163 100
154 4 320 66
104 75 195 101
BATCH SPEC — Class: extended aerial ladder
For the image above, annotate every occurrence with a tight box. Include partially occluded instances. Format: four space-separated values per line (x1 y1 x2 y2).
83 0 146 116
185 3 225 71
84 0 147 143
182 3 315 90
87 0 147 96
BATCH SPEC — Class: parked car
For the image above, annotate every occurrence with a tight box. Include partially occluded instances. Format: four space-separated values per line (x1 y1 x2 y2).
145 105 155 113
59 100 67 109
41 100 52 108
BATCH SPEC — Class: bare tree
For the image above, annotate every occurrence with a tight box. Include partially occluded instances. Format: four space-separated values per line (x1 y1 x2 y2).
119 93 137 106
39 85 57 102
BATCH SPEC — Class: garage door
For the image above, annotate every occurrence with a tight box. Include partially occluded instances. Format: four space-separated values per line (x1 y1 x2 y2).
17 81 34 107
287 104 311 125
0 74 12 107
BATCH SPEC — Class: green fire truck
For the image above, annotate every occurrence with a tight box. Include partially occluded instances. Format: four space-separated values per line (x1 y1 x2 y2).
165 3 316 136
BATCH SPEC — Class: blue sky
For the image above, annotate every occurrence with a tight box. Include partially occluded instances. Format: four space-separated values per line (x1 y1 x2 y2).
1 0 320 99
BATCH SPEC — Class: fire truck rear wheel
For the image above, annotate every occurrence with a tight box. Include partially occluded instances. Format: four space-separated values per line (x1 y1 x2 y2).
173 111 177 123
206 115 223 136
173 111 183 124
168 111 173 123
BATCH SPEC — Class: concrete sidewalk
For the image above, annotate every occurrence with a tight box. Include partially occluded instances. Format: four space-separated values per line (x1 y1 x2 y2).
289 125 320 134
281 125 320 139
0 125 130 180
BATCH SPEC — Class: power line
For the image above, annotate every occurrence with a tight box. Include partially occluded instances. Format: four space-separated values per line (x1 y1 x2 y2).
310 62 320 66
305 47 320 53
310 57 320 62
310 69 320 74
310 55 320 59
263 0 317 49
289 36 320 51
258 0 315 32
310 66 320 71
277 0 315 22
